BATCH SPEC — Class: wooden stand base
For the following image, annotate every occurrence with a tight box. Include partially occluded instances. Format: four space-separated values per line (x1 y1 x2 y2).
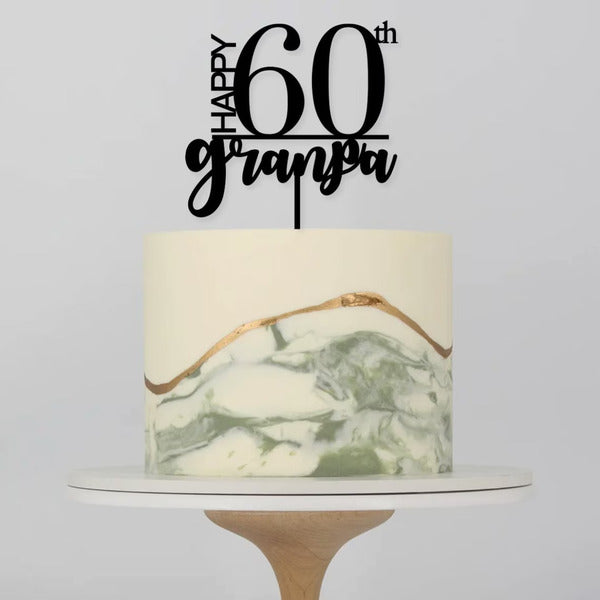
205 510 394 600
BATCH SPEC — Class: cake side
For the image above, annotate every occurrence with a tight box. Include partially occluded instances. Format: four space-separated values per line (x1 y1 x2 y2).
144 230 452 477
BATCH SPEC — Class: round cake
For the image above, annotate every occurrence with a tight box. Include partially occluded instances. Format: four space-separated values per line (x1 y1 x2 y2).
144 230 452 477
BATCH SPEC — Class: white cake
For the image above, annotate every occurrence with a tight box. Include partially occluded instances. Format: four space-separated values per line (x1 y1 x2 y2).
144 229 452 477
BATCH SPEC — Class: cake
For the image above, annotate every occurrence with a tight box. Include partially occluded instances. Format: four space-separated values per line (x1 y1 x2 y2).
144 229 452 477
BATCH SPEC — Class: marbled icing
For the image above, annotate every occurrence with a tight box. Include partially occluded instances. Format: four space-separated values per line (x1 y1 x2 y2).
145 307 452 477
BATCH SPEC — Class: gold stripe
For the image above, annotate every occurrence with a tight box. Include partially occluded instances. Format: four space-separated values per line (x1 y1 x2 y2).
144 292 452 395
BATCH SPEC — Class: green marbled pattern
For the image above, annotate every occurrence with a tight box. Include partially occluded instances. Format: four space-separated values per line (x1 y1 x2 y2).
146 327 452 477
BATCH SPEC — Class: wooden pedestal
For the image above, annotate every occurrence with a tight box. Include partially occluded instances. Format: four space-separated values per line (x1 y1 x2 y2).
205 510 394 600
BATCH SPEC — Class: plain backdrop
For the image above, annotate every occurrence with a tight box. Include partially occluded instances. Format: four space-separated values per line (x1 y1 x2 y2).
1 0 599 598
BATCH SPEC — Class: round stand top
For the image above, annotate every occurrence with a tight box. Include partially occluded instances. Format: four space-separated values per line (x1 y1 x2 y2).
67 465 532 511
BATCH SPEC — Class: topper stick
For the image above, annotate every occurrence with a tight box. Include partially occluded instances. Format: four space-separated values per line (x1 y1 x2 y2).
294 172 301 229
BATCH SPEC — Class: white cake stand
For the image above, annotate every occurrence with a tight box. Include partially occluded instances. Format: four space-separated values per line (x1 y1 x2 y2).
68 465 532 600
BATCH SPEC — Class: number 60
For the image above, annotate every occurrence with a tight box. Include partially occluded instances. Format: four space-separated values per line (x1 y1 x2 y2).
234 23 386 137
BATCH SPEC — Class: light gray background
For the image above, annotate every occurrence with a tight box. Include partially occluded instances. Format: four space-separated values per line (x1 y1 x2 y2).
1 0 599 598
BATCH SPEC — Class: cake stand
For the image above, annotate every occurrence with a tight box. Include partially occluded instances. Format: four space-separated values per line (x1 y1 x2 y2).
67 465 532 600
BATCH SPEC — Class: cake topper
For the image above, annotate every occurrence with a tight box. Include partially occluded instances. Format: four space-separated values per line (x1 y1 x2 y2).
185 22 399 228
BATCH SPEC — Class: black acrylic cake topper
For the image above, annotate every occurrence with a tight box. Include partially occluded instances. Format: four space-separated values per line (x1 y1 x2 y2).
185 21 399 229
